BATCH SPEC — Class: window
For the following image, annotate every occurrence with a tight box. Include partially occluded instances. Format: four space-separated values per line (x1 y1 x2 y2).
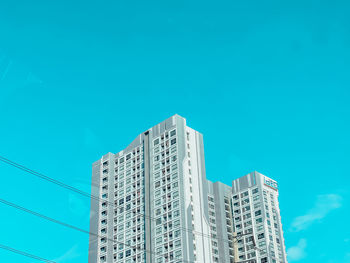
242 198 249 204
173 191 179 199
256 218 263 224
253 195 260 202
156 236 162 245
246 236 253 242
258 241 266 247
172 164 177 171
175 239 181 248
171 138 176 145
174 230 181 237
244 205 250 211
175 250 182 258
254 202 260 209
258 233 265 239
170 130 176 137
154 138 159 146
241 191 249 197
172 172 178 180
174 219 180 227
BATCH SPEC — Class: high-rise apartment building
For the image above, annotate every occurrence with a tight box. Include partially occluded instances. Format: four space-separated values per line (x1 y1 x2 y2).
230 172 287 263
88 115 287 263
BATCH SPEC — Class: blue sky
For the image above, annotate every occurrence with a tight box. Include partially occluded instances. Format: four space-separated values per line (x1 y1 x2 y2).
0 0 349 262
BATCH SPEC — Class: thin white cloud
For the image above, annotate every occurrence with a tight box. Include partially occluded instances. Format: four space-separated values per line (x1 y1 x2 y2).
54 244 80 262
287 238 307 262
345 252 350 263
291 194 342 231
26 72 43 85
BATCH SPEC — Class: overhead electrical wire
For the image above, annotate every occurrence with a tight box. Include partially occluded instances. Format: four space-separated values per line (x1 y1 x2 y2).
0 155 274 262
0 243 56 263
0 197 270 263
0 197 194 263
0 155 235 245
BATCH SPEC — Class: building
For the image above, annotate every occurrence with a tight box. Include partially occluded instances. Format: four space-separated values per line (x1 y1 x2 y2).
88 115 287 263
230 172 288 263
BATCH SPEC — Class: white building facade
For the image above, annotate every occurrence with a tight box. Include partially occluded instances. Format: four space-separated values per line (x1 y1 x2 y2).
231 172 288 263
88 115 287 263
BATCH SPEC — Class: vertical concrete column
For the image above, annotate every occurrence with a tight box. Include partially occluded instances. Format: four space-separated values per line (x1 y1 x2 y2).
144 131 152 262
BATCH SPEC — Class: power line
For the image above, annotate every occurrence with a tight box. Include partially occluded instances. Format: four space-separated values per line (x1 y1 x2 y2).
0 197 194 263
0 243 56 263
234 233 274 263
0 155 161 221
0 156 278 262
0 156 92 199
0 155 233 245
